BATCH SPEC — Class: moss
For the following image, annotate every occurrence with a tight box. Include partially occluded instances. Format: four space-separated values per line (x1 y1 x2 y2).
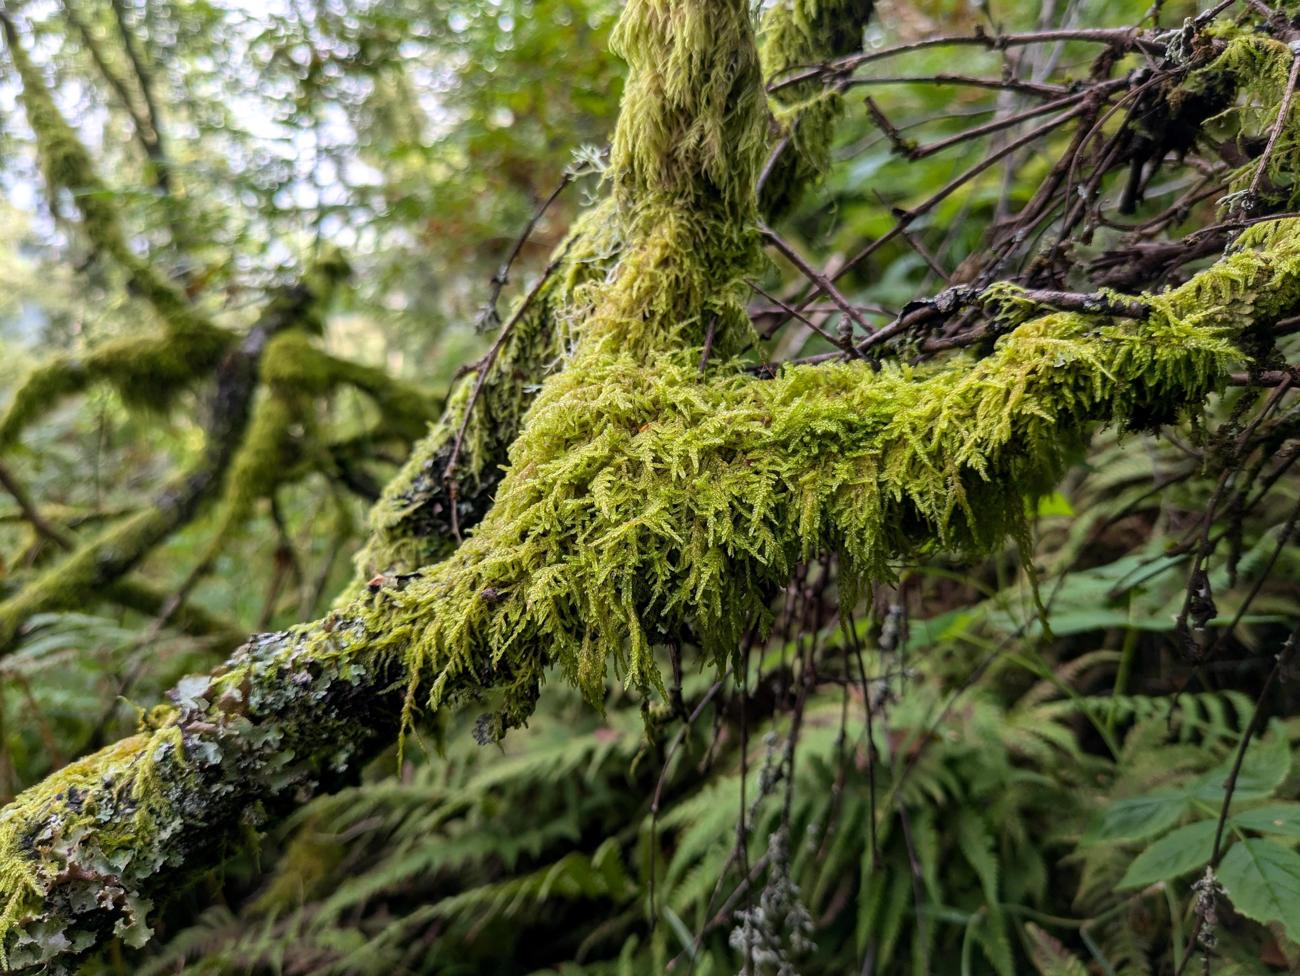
352 0 874 582
1178 34 1300 210
758 0 875 220
0 331 234 451
353 198 626 580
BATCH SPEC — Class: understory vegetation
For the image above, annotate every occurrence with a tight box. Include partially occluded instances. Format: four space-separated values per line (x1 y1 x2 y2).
3 0 1300 973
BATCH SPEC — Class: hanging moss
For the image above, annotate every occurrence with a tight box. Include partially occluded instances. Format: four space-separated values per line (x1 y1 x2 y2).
1177 33 1300 211
353 0 874 583
759 0 875 220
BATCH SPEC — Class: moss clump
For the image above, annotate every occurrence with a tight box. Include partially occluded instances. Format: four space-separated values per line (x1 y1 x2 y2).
1178 33 1300 211
364 223 1288 727
759 0 875 220
352 198 626 581
352 0 875 581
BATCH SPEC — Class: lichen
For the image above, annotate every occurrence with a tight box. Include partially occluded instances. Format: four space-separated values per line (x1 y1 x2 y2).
0 621 397 971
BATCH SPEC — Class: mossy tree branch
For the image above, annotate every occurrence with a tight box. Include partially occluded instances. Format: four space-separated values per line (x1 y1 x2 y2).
2 218 1297 967
3 0 1300 962
352 0 878 584
0 260 351 653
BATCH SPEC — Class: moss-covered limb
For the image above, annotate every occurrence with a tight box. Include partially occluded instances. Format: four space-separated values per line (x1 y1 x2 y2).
0 11 218 345
351 0 870 584
374 219 1297 719
0 618 407 974
0 265 349 653
4 0 1300 959
173 328 442 595
0 331 236 452
758 0 875 220
3 214 1293 971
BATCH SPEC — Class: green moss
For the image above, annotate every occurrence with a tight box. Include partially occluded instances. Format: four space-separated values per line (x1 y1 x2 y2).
353 198 626 580
758 0 875 220
1179 34 1300 210
0 331 234 451
350 0 1300 739
352 0 875 582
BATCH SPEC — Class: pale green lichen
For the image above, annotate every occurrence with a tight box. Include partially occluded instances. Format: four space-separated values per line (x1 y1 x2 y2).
0 621 393 971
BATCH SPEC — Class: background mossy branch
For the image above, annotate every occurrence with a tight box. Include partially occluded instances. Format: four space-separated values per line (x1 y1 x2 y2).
0 260 352 653
0 9 217 343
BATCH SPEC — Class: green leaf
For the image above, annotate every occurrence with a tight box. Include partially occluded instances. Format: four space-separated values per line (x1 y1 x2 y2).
1217 839 1300 944
1089 790 1190 842
1024 922 1088 976
1118 820 1217 889
1190 722 1291 803
1232 803 1300 837
1035 492 1075 518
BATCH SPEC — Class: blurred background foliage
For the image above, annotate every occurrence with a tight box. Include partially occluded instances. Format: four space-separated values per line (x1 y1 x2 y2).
3 0 1300 972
